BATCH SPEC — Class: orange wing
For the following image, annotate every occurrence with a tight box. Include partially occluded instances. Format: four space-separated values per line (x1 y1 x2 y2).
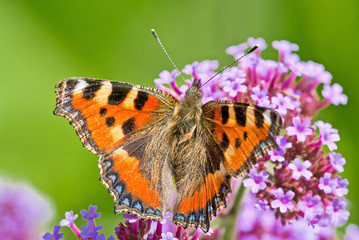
54 77 178 219
172 101 282 232
203 101 282 177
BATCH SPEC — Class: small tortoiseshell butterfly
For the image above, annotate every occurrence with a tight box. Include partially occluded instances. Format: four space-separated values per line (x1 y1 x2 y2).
54 76 282 232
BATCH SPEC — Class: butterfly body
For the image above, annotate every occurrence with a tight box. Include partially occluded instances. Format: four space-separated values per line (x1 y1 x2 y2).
54 77 282 232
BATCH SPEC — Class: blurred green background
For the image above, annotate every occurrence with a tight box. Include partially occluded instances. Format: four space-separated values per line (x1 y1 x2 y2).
1 0 358 237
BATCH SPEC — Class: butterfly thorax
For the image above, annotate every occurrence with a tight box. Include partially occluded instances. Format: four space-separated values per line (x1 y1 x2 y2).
170 83 203 143
166 83 209 197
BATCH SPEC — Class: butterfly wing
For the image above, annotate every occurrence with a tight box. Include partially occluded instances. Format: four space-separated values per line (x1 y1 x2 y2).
172 134 231 232
172 100 282 232
202 101 282 177
54 77 178 220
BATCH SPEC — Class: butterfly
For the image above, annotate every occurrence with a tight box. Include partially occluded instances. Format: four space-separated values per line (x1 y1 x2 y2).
54 77 282 232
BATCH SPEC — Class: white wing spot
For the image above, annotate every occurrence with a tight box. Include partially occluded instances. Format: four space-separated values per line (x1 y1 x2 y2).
74 79 89 93
263 110 272 125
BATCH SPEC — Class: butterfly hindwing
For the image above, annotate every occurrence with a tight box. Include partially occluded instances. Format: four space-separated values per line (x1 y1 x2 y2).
172 138 231 232
54 77 178 219
203 100 282 177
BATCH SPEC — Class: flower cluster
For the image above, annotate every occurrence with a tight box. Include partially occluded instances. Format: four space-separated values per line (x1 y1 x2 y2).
234 193 357 240
43 205 115 240
43 205 205 240
155 38 351 237
0 177 53 240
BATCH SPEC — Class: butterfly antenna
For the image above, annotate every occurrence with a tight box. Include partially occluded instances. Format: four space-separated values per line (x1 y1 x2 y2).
151 29 186 83
200 45 258 88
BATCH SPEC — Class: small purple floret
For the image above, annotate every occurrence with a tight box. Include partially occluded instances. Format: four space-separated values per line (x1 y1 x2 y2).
288 158 313 180
243 167 269 193
272 40 299 57
318 173 334 194
286 116 313 142
80 221 103 238
122 213 138 223
344 224 359 240
326 198 350 226
250 86 268 102
226 42 248 59
297 194 323 221
60 211 78 227
43 225 64 240
268 149 285 162
322 83 348 105
154 70 179 86
270 188 295 213
315 121 340 151
329 152 346 173
271 93 295 115
332 176 349 197
80 205 101 220
255 200 269 211
161 232 179 240
276 136 292 150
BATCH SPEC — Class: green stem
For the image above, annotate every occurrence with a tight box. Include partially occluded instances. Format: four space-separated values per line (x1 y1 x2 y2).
215 179 249 240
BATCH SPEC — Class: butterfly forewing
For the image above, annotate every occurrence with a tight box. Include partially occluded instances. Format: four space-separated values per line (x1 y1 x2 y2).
54 77 178 220
202 100 282 177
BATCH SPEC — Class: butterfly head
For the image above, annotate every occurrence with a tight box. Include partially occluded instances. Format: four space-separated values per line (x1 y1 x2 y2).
183 79 202 102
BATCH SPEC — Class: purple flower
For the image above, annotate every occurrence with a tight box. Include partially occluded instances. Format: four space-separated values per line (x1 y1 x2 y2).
0 178 53 240
183 60 218 81
221 68 247 94
288 158 313 180
250 86 268 101
271 93 295 115
160 211 174 224
182 61 199 75
284 53 303 75
315 121 340 151
161 232 179 240
222 78 247 98
226 42 248 59
96 233 116 240
329 152 346 173
257 97 274 108
154 70 179 86
297 194 323 221
332 176 349 197
272 40 299 57
254 200 269 211
326 198 350 226
122 213 138 223
286 117 313 142
318 173 334 194
80 221 103 238
301 61 327 80
268 149 285 162
80 205 101 220
322 83 348 105
276 136 292 150
243 167 269 193
43 225 63 240
60 211 78 227
270 188 295 213
248 37 267 51
344 224 359 240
